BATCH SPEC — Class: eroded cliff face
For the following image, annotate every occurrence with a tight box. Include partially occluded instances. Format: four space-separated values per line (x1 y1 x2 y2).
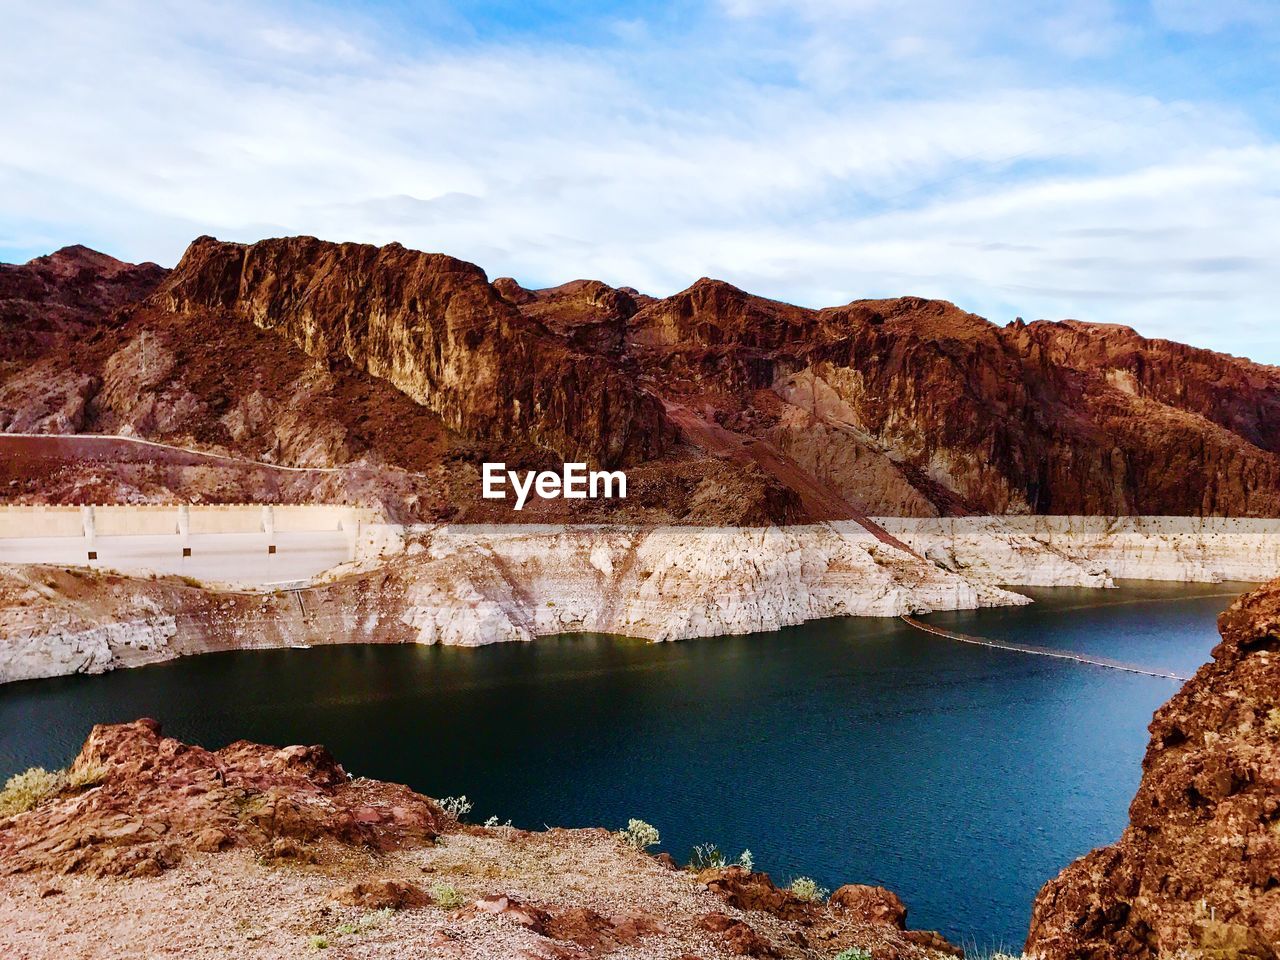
1026 577 1280 959
0 523 1033 682
877 517 1280 585
156 236 675 469
151 237 1280 519
9 517 1276 684
630 288 1280 517
386 523 1026 646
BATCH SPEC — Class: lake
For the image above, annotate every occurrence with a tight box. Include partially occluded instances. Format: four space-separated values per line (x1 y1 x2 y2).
0 580 1246 947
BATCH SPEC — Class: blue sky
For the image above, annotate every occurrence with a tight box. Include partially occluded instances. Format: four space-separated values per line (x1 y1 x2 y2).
3 0 1279 360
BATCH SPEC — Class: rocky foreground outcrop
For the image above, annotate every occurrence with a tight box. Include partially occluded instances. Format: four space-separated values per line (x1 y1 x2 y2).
0 718 445 878
0 719 959 959
4 237 1280 521
1026 578 1280 958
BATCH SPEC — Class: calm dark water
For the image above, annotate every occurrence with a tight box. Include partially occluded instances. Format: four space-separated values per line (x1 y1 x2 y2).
0 581 1246 946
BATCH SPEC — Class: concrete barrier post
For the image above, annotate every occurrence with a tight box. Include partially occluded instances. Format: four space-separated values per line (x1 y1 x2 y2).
178 503 191 557
82 505 97 560
263 504 276 554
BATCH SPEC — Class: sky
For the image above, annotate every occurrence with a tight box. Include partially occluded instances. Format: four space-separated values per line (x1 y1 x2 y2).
2 0 1278 361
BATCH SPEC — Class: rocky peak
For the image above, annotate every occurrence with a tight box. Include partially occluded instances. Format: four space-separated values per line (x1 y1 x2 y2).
628 277 815 351
0 245 168 364
156 235 675 467
501 278 638 354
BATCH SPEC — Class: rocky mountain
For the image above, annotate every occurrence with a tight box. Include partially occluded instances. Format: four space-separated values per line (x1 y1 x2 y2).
1026 577 1280 958
3 236 1279 521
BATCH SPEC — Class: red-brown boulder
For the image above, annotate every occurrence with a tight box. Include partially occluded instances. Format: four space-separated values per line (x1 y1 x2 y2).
829 884 907 927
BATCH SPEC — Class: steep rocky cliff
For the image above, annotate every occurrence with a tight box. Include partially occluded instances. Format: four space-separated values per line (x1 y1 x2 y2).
1026 577 1280 958
156 236 675 468
4 236 1280 521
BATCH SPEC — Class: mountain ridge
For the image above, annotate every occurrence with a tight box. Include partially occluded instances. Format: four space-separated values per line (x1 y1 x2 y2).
3 235 1278 522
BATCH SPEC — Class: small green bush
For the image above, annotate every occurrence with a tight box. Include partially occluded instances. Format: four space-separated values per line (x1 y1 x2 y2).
834 949 873 960
1265 707 1280 734
687 842 753 871
619 818 660 850
438 795 473 820
789 877 829 902
334 908 392 936
0 767 65 817
689 842 726 870
68 762 108 790
431 881 465 908
308 935 329 950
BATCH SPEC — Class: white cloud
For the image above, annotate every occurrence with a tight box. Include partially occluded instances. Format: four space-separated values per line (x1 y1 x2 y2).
1 0 1278 362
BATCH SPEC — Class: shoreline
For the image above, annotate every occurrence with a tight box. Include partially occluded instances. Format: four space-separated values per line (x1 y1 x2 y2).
2 516 1278 684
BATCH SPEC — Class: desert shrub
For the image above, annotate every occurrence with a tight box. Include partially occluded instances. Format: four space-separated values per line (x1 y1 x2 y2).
789 877 829 902
308 935 329 950
334 908 393 936
438 795 473 820
834 949 873 960
68 762 108 790
430 881 465 908
1266 707 1280 734
0 767 65 817
619 818 660 850
688 842 753 871
689 842 726 870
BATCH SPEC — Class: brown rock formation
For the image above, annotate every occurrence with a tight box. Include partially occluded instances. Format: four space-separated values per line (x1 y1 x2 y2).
157 236 674 468
0 245 166 365
331 879 434 910
830 883 909 928
1026 577 1280 958
0 246 166 434
0 718 445 879
4 236 1279 520
696 865 958 957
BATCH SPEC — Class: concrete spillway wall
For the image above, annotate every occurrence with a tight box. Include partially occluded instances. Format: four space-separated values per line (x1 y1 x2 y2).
0 505 381 585
0 504 378 539
0 508 87 538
